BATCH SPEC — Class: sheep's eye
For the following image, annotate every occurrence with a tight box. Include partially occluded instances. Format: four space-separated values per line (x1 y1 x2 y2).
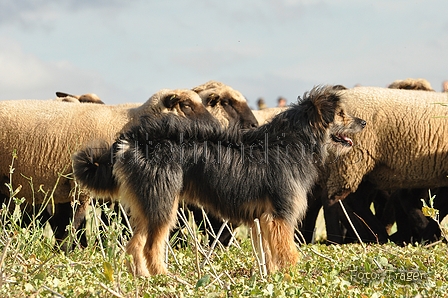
179 101 193 113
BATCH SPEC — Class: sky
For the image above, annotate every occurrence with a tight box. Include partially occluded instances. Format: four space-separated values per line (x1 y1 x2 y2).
1 0 447 108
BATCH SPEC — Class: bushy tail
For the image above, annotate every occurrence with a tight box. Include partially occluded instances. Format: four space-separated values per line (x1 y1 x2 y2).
72 141 119 197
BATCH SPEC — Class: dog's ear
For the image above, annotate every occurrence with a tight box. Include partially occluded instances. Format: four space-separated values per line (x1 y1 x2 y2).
303 86 341 127
317 92 340 125
332 85 347 91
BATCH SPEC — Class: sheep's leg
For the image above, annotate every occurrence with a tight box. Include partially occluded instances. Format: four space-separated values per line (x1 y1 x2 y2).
259 213 298 273
47 199 88 251
71 195 89 248
323 189 350 244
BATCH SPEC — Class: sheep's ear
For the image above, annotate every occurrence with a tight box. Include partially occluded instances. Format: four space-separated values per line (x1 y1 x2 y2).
56 91 76 98
206 93 220 107
162 94 181 109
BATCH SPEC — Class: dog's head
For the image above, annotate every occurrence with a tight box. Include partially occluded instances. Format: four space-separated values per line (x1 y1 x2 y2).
327 101 366 155
300 85 366 155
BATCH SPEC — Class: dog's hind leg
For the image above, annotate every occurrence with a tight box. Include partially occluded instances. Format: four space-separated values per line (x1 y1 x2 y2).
123 193 179 276
143 195 179 275
259 213 299 273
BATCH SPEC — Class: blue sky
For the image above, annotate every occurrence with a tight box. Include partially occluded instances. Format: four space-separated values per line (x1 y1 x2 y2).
1 0 447 108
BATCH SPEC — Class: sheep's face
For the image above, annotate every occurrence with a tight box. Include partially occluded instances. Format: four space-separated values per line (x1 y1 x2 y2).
388 78 435 91
328 104 366 155
198 88 258 129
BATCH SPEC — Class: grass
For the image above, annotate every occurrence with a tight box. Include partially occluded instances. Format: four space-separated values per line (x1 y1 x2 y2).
2 201 447 297
1 156 447 297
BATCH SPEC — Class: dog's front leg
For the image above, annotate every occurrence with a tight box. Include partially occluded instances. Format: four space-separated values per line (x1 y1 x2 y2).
259 213 299 273
126 224 151 277
123 194 151 276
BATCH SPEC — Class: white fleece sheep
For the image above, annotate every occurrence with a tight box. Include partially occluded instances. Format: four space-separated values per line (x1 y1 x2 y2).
0 89 211 205
325 86 448 201
251 107 287 125
1 81 258 250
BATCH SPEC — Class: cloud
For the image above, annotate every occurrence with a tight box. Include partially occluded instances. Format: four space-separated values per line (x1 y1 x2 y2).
170 45 263 75
0 0 127 28
0 36 137 103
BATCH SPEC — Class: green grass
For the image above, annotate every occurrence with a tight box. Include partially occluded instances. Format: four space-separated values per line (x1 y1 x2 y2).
1 198 447 298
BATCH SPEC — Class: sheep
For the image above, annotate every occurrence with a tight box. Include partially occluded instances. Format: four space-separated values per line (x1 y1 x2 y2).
2 81 258 249
306 81 447 245
54 92 105 104
342 80 447 243
320 86 448 244
251 107 287 125
387 78 435 91
0 89 220 205
329 78 442 244
0 89 215 248
296 82 443 244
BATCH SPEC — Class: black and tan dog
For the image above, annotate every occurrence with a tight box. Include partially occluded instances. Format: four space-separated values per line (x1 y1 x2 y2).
73 85 366 276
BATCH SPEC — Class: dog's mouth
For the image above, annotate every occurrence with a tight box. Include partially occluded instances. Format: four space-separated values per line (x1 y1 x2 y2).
331 134 354 147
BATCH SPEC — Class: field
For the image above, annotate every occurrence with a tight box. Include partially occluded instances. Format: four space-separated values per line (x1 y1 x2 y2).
1 161 447 297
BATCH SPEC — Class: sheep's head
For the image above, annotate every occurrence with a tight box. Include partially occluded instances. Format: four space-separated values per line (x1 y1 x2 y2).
143 89 217 123
193 81 258 129
55 92 105 104
387 78 435 91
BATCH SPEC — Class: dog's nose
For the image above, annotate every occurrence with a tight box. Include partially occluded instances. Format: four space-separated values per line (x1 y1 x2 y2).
360 119 367 127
